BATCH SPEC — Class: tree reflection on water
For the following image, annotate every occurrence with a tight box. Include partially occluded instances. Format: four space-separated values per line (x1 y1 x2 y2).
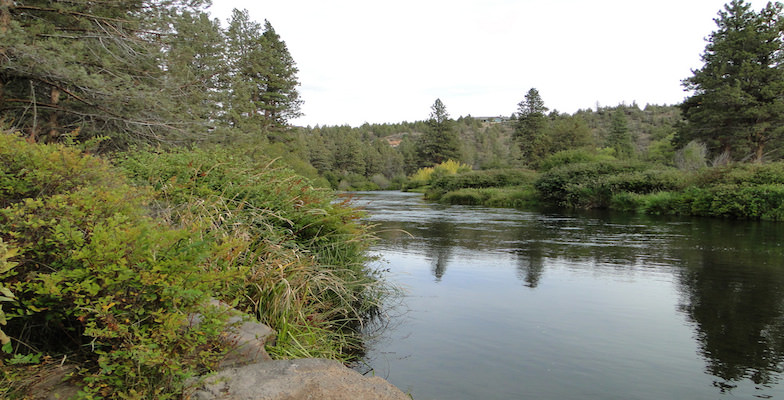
363 192 784 396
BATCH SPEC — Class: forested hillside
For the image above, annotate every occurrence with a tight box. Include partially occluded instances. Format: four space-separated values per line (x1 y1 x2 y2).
293 101 684 190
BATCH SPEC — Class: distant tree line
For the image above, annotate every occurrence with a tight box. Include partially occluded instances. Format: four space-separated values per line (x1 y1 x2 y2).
292 96 685 189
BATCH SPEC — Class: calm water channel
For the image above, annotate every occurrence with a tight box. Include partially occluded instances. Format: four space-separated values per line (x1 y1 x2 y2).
350 191 784 400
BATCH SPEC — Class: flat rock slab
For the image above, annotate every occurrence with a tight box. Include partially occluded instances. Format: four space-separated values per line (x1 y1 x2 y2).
190 358 410 400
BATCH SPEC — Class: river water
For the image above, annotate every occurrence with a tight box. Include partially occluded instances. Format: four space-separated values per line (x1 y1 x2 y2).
350 191 784 400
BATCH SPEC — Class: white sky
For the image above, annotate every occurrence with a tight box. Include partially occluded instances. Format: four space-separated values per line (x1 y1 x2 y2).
206 0 770 127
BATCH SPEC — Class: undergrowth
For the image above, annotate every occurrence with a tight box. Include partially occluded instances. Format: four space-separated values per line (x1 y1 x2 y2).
0 133 389 398
117 147 389 361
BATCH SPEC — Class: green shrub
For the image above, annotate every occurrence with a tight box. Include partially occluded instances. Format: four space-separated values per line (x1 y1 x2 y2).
429 169 538 193
635 184 784 221
535 160 685 209
692 162 784 186
0 239 17 348
610 192 644 212
689 184 784 220
535 161 649 207
439 186 539 208
0 134 229 398
638 191 691 216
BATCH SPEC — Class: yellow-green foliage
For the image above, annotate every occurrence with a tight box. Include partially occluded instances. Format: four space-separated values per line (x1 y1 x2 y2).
410 166 435 185
409 160 471 187
435 159 472 176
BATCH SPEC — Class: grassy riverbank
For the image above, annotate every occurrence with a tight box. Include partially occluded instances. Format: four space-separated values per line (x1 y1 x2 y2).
0 133 388 398
417 156 784 221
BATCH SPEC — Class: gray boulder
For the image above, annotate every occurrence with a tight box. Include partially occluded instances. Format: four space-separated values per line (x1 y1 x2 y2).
189 358 410 400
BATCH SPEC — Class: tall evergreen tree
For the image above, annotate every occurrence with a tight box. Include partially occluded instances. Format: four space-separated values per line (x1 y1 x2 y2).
225 10 302 138
606 109 635 158
163 10 227 133
258 20 302 133
514 88 550 166
0 0 207 144
416 98 461 167
679 0 784 162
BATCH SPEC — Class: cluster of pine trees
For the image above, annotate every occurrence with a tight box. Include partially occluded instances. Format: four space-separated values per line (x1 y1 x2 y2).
0 1 301 146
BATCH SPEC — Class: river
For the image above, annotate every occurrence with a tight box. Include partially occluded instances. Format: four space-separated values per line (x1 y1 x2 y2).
350 191 784 400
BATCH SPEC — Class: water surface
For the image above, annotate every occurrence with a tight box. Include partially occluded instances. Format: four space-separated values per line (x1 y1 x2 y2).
353 191 784 400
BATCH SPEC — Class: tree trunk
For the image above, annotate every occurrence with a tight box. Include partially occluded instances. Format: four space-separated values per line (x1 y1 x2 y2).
754 142 765 163
0 0 11 34
0 0 10 111
48 87 61 139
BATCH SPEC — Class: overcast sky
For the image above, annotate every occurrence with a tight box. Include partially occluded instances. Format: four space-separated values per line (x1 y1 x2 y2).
207 0 770 127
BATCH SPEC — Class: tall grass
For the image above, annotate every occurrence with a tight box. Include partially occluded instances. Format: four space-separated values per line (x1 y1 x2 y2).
118 147 390 361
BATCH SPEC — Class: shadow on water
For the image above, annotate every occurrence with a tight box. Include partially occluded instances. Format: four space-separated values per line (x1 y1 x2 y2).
352 191 784 399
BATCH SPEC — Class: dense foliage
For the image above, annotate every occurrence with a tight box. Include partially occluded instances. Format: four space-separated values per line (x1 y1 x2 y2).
0 134 230 398
0 2 301 146
679 0 784 162
0 133 386 398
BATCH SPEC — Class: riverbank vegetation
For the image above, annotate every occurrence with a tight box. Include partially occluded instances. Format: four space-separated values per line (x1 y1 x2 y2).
1 0 783 396
0 1 387 398
0 132 387 398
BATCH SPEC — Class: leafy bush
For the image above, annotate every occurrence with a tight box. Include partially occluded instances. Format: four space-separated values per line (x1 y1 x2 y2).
407 160 471 189
692 162 784 187
535 161 647 207
0 239 17 348
429 169 538 193
534 160 686 209
439 186 539 208
0 134 230 398
635 184 784 221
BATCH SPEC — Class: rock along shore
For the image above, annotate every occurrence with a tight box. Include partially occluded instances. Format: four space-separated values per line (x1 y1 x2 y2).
38 300 409 400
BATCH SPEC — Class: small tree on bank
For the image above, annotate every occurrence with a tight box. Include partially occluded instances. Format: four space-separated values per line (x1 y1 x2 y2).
416 98 461 168
514 88 550 167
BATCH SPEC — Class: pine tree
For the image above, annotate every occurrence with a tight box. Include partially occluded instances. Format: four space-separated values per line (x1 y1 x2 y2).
416 98 461 167
163 10 227 134
679 0 784 162
224 10 302 138
606 109 635 158
514 88 551 167
258 20 302 133
0 0 207 144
